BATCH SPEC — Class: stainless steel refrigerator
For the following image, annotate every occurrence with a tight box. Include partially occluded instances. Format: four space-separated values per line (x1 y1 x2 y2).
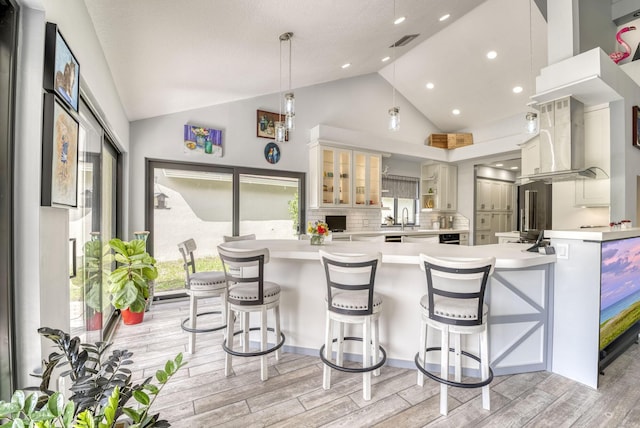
518 182 552 240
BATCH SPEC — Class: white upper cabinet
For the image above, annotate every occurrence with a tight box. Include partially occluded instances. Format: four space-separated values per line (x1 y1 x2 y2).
575 106 610 206
421 163 457 212
309 142 381 209
353 151 381 208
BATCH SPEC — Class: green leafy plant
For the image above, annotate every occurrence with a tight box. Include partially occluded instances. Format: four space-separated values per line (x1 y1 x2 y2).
107 238 158 313
288 192 299 234
0 327 185 427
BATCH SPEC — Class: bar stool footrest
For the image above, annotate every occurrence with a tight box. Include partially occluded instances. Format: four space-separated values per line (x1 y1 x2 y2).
414 347 493 388
222 327 285 357
181 311 226 333
319 336 387 373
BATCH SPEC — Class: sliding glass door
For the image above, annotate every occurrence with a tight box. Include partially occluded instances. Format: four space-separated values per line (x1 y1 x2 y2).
69 100 120 340
147 161 304 297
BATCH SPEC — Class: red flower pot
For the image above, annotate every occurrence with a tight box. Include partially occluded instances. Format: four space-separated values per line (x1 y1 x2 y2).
121 308 144 325
86 311 103 331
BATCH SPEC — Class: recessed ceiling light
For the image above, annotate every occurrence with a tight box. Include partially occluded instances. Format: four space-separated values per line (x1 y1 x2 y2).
394 16 406 25
452 109 460 115
341 63 351 69
439 14 450 22
510 166 519 170
425 82 434 89
495 163 504 167
486 51 497 59
382 56 390 62
513 86 523 93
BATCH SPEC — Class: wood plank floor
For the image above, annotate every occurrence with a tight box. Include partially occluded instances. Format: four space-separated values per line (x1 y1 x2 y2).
110 298 640 428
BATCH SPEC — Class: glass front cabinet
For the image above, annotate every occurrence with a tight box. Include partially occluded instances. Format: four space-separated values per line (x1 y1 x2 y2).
309 142 381 209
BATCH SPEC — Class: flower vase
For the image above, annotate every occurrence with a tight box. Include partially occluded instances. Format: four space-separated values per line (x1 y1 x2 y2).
310 234 325 246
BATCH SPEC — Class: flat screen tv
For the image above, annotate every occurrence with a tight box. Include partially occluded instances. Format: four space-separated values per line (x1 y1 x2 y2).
599 236 640 352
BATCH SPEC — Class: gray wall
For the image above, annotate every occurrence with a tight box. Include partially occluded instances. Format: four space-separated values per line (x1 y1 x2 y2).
129 73 438 234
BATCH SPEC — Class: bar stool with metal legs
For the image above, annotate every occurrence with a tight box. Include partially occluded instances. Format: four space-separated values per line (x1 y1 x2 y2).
415 254 495 416
318 250 386 401
217 245 285 381
177 238 228 354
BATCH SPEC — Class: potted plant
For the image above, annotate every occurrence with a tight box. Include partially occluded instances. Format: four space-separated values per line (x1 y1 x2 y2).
0 327 185 427
107 238 158 325
83 233 104 330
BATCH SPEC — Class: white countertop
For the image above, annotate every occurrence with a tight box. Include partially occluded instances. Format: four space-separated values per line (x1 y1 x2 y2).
221 239 555 269
332 228 468 237
495 231 520 238
546 227 640 242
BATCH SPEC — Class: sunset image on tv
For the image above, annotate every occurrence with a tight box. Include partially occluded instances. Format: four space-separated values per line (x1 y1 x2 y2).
600 236 640 350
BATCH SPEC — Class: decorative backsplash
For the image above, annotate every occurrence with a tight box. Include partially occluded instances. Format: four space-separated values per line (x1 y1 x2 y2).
306 208 469 232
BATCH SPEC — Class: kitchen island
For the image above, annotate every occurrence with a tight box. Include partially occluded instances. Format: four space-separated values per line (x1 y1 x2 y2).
220 239 555 377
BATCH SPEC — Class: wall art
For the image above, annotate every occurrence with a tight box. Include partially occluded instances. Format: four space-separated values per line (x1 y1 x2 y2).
43 22 80 112
42 93 79 208
257 109 288 141
183 124 222 157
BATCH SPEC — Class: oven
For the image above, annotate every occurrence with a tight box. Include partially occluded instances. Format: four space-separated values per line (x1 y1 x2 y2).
439 233 460 245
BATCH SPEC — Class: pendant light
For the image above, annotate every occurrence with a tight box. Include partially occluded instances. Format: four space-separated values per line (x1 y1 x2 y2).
389 0 400 131
281 32 295 132
525 0 538 134
275 33 293 143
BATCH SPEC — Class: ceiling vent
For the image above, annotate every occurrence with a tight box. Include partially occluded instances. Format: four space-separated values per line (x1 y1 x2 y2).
390 34 419 48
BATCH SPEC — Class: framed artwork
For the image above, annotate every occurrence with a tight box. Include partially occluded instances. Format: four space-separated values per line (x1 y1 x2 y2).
256 109 288 141
264 142 280 164
633 106 640 149
183 125 222 156
43 22 80 112
41 93 79 208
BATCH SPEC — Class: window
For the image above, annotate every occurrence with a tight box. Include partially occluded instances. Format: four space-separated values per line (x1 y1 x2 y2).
146 160 305 297
381 175 419 225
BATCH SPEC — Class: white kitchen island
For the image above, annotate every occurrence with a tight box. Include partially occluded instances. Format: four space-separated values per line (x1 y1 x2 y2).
220 239 556 378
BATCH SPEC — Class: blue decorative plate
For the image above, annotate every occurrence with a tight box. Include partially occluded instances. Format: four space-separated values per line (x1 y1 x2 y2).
264 142 280 164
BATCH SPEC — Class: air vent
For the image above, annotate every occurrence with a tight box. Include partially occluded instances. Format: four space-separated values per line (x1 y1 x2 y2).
390 34 419 48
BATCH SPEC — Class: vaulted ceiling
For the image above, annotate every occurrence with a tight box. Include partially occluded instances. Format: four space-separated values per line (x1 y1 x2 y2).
84 0 548 132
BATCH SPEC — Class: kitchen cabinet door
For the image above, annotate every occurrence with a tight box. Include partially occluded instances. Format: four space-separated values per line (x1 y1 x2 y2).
441 164 458 211
353 151 381 207
309 144 352 208
476 179 492 211
490 181 503 210
575 106 610 207
475 232 491 245
476 213 491 231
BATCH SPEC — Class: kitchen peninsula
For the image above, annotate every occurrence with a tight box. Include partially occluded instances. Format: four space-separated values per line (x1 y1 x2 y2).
221 239 555 378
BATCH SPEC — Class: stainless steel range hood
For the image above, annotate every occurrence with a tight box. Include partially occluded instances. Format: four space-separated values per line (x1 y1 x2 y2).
519 96 599 183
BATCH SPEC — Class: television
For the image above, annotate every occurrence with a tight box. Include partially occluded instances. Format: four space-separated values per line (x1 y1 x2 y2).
599 236 640 362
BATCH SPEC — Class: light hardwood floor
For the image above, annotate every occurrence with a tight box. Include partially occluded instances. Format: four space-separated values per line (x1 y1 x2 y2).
111 298 640 428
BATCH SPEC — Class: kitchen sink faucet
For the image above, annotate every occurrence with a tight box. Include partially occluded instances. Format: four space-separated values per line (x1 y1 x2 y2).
401 207 409 231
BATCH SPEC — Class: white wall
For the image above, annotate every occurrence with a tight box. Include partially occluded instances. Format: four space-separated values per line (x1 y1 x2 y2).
129 73 436 234
13 0 129 386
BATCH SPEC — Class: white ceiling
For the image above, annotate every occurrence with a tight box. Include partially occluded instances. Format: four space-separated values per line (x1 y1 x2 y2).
84 0 548 131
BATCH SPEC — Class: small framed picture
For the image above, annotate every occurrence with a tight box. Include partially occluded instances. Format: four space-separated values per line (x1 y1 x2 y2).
43 22 80 112
633 106 640 149
41 93 79 208
256 109 288 141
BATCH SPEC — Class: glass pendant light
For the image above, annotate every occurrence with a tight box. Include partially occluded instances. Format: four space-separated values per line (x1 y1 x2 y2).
526 112 538 134
389 107 400 131
280 32 295 131
275 121 286 143
388 0 400 131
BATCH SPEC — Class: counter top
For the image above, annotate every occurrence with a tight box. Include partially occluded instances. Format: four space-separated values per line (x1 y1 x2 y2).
332 228 469 237
221 239 555 269
546 227 640 242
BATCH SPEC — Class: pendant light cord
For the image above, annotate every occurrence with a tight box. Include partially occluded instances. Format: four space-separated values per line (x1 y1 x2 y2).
529 0 533 98
392 0 397 107
288 36 292 94
279 37 283 120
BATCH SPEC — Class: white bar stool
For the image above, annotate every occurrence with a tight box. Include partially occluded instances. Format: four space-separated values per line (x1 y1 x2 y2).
415 253 495 416
218 245 284 381
318 250 386 401
177 238 228 354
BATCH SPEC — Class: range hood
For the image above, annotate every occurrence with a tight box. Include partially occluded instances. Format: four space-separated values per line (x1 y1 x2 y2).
519 96 600 183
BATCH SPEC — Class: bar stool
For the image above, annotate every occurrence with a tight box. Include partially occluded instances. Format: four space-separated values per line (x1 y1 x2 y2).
177 238 228 354
415 254 495 415
217 246 284 381
318 250 386 401
223 234 256 242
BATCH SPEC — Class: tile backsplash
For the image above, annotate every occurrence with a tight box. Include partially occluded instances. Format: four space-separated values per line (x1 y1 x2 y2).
307 208 469 232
